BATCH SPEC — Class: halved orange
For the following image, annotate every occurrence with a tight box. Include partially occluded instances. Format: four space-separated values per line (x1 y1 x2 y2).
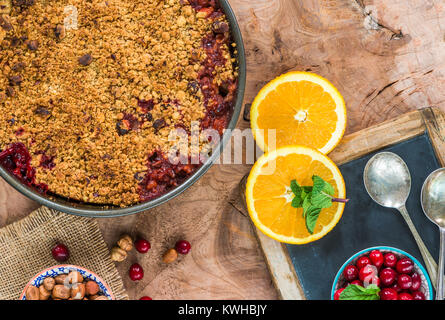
250 71 347 154
246 145 346 244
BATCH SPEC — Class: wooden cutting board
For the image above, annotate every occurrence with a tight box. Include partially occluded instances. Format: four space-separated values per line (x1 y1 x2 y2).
1 0 445 299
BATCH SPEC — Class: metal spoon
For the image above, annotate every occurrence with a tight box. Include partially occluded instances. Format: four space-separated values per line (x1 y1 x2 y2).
364 152 437 289
421 168 445 299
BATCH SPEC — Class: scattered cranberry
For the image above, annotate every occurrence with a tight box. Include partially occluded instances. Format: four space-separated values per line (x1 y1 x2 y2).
411 272 421 291
129 263 144 281
398 292 413 300
369 250 384 269
383 252 398 268
175 240 191 255
397 274 413 290
135 239 151 254
51 243 70 262
334 288 344 300
380 288 398 300
380 268 397 287
411 291 426 300
359 265 377 282
396 258 414 274
343 265 359 282
140 296 152 300
356 256 371 269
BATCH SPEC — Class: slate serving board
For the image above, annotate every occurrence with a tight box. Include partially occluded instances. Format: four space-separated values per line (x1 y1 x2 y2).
286 134 440 300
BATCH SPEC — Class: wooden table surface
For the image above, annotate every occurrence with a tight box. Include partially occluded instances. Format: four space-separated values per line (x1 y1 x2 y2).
1 0 445 300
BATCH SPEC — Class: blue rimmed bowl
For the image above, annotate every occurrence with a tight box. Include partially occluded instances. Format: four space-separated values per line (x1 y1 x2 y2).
20 265 114 300
331 246 433 300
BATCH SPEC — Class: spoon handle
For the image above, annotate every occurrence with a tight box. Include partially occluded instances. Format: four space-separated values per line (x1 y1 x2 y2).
398 205 438 289
437 229 445 300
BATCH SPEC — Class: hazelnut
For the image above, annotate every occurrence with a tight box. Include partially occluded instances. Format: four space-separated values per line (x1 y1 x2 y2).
68 271 83 284
43 277 55 291
89 294 98 300
39 285 50 300
25 285 39 300
85 280 99 296
52 285 70 300
71 283 85 300
162 248 178 264
117 234 133 251
111 246 127 262
54 274 67 284
94 295 109 300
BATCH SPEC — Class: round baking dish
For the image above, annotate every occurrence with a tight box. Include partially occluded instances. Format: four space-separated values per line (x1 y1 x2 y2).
0 0 246 218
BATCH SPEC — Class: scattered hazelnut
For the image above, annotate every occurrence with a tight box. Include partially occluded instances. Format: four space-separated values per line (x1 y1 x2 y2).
85 280 99 296
111 246 127 262
25 285 40 300
71 283 85 300
52 284 70 300
162 248 178 264
42 277 55 291
54 274 67 284
117 234 133 251
39 285 51 300
89 294 98 300
68 270 83 284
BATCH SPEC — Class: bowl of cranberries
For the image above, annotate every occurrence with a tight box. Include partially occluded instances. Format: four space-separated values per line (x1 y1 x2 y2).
331 246 433 300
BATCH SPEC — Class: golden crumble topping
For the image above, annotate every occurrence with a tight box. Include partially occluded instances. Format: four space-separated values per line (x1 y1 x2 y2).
0 0 238 206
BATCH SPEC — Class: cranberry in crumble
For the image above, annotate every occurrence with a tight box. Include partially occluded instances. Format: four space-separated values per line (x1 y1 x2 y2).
0 0 238 206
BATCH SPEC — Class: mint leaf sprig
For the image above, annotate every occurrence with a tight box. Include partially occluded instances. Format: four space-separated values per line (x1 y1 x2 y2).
339 284 380 300
290 175 349 234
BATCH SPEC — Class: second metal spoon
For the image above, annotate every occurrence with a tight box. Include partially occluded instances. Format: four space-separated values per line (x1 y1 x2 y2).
364 152 437 289
421 168 445 299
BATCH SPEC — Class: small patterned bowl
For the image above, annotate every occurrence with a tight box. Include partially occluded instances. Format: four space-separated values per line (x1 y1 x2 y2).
331 246 433 300
20 265 115 300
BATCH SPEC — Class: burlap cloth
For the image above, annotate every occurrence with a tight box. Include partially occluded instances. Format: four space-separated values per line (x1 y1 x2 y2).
0 206 128 300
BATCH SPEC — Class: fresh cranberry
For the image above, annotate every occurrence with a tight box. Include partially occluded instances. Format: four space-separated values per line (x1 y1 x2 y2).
140 296 152 300
396 258 414 274
350 280 363 286
397 274 412 290
369 250 384 268
411 291 426 300
380 288 398 300
51 243 70 262
411 272 421 291
359 264 377 282
135 239 151 254
129 263 144 281
175 240 192 255
383 252 398 268
380 268 397 286
356 256 371 270
398 292 413 300
391 281 402 293
367 276 381 288
343 265 359 282
334 288 344 300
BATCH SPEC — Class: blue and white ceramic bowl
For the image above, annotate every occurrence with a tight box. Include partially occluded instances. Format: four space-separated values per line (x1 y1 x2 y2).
331 246 433 300
20 265 115 300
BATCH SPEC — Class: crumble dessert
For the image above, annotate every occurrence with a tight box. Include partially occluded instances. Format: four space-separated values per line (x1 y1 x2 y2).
0 0 238 206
